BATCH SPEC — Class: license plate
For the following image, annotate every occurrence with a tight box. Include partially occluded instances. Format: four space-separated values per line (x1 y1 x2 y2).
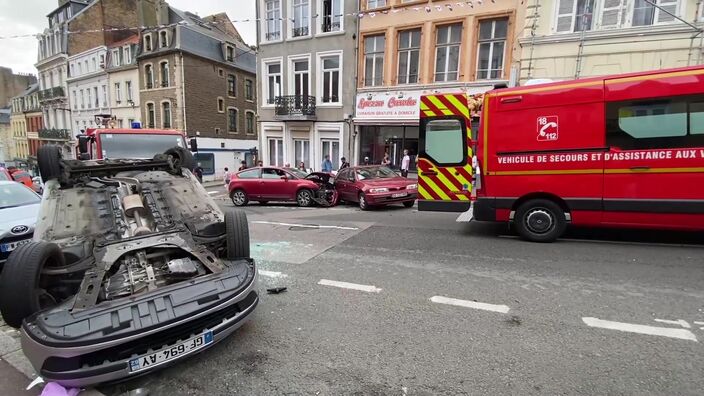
0 239 31 253
391 193 407 198
129 331 213 373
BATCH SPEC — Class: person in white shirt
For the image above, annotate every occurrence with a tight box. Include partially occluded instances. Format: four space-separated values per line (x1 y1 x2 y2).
401 149 411 178
223 167 231 186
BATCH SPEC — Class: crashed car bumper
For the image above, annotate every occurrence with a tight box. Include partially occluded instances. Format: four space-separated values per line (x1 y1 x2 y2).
20 259 258 388
366 192 417 205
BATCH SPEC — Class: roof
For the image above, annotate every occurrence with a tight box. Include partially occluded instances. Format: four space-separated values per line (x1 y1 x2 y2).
0 109 11 124
18 83 39 98
47 0 90 18
109 34 140 48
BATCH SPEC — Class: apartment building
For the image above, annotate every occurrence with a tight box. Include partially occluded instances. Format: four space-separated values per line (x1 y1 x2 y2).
355 0 524 170
519 0 704 81
0 68 36 107
138 5 258 179
0 109 10 167
106 35 141 128
256 0 358 171
67 46 110 132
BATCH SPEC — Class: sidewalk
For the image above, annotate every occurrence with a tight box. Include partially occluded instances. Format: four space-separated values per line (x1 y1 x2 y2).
0 359 34 395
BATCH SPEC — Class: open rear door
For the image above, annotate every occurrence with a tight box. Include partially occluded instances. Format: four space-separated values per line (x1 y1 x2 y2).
417 94 474 212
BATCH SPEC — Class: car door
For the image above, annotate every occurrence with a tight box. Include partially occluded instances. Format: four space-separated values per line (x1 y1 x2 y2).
259 168 287 200
233 168 261 199
335 169 352 201
279 170 300 200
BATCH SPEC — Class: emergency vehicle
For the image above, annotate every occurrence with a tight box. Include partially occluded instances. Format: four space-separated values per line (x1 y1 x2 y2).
418 65 704 242
78 128 189 160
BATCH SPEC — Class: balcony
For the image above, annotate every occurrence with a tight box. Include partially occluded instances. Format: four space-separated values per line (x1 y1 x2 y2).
38 87 66 103
274 95 316 121
39 128 71 141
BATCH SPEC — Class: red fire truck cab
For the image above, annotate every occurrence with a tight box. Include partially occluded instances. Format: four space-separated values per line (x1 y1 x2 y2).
418 65 704 242
78 128 190 160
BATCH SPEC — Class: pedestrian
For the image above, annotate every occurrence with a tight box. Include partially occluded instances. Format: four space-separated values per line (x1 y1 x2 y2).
298 161 306 171
238 160 247 171
193 163 204 183
400 149 411 178
284 163 291 168
381 153 391 166
257 161 263 167
223 167 231 186
321 155 333 173
363 156 370 166
340 157 349 169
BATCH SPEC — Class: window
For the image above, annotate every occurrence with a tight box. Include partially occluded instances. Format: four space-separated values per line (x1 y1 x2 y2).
92 58 97 71
435 24 462 82
87 88 92 109
477 18 508 80
159 31 168 48
102 85 107 107
72 90 77 110
321 55 341 103
94 86 99 108
228 74 237 96
292 0 310 37
265 0 282 41
423 119 465 164
294 139 310 168
77 62 82 75
367 0 386 8
228 108 239 132
112 49 120 67
162 102 171 128
123 46 131 64
397 29 421 84
364 35 385 86
146 103 155 128
126 81 132 101
128 118 135 127
145 64 154 89
245 79 254 101
144 34 153 51
218 97 225 112
238 168 260 179
292 59 310 101
268 138 284 166
321 0 342 33
599 0 625 29
265 61 282 104
80 89 85 109
226 46 234 62
84 60 88 72
218 68 224 77
321 139 340 170
118 119 124 128
606 95 704 149
114 82 122 103
70 64 75 77
193 153 215 175
246 111 255 134
555 0 594 32
160 61 169 87
632 0 677 26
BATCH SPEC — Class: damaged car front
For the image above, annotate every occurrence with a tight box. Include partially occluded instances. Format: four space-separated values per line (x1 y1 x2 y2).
0 146 257 387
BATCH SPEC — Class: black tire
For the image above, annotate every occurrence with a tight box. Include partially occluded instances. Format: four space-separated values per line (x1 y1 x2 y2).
403 200 415 208
38 145 62 181
0 242 65 328
230 189 248 206
296 189 313 207
164 147 195 171
514 199 567 243
225 209 250 259
359 193 370 211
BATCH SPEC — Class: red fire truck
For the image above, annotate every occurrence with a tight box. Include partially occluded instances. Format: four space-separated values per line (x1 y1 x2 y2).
418 65 704 242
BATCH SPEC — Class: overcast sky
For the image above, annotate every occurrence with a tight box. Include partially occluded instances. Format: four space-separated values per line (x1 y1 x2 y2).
0 0 257 75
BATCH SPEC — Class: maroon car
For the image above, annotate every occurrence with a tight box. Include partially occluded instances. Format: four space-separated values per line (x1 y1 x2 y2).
228 167 331 207
335 166 417 210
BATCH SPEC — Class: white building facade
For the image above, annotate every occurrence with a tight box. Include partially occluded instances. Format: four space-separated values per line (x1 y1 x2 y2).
106 37 141 128
67 46 110 133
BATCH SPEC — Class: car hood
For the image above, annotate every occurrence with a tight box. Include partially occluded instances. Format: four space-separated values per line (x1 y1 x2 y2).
359 178 413 188
0 203 40 239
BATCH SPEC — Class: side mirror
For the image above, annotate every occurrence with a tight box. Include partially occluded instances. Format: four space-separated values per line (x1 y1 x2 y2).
189 138 198 152
77 135 90 156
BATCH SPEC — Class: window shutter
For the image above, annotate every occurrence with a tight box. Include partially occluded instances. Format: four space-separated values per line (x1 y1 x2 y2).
556 0 576 32
599 0 623 29
656 0 677 23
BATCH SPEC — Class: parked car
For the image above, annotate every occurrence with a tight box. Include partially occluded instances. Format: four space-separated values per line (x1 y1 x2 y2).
335 166 417 210
0 146 258 387
228 167 338 207
10 169 40 193
32 176 43 194
0 181 41 269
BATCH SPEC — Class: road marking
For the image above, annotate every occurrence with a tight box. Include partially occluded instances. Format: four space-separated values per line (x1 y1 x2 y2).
430 296 510 314
654 318 691 328
207 191 219 195
497 234 704 248
252 221 359 230
318 279 382 293
258 270 288 278
582 317 698 342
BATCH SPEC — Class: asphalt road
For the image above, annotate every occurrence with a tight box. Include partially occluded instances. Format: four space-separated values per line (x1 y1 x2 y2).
97 185 704 395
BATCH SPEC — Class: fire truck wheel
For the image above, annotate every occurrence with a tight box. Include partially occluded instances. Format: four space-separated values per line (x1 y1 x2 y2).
515 199 566 243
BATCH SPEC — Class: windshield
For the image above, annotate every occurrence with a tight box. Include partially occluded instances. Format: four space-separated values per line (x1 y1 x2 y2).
99 133 185 159
356 166 398 180
0 183 40 209
285 168 308 179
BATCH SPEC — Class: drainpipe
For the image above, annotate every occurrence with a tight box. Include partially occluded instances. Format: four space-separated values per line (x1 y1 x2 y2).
179 53 187 132
351 0 361 166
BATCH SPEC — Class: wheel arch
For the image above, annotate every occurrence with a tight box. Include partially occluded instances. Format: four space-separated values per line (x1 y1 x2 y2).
510 192 571 222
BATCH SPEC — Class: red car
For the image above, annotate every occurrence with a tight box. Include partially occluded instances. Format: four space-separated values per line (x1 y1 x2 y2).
335 166 417 210
228 167 322 207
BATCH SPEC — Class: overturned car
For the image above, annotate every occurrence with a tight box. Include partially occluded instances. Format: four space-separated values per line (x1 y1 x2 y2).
0 146 257 387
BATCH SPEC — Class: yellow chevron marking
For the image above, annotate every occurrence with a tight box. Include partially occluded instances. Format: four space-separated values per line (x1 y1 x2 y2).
427 95 448 111
445 95 469 119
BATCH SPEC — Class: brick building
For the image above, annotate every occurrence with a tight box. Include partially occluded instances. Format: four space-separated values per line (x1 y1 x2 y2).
138 4 258 180
0 67 36 108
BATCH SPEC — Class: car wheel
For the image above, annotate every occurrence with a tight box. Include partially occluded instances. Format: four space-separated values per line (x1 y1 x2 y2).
230 189 248 206
37 145 62 181
359 193 370 211
403 200 415 208
164 147 195 172
297 189 313 207
514 199 567 243
225 209 250 259
0 242 65 328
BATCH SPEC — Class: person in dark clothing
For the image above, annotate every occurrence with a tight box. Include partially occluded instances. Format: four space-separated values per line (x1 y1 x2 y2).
193 164 204 183
340 157 350 169
238 161 247 171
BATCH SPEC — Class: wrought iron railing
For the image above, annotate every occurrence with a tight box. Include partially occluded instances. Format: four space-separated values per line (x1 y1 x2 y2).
292 27 309 37
265 31 281 41
39 128 71 140
38 87 65 102
275 95 316 117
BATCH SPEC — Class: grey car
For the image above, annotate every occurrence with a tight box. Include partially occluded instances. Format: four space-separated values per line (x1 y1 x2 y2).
0 146 257 387
0 180 41 268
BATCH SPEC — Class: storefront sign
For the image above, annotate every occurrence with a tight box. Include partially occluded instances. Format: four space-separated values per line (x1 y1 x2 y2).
355 92 422 120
